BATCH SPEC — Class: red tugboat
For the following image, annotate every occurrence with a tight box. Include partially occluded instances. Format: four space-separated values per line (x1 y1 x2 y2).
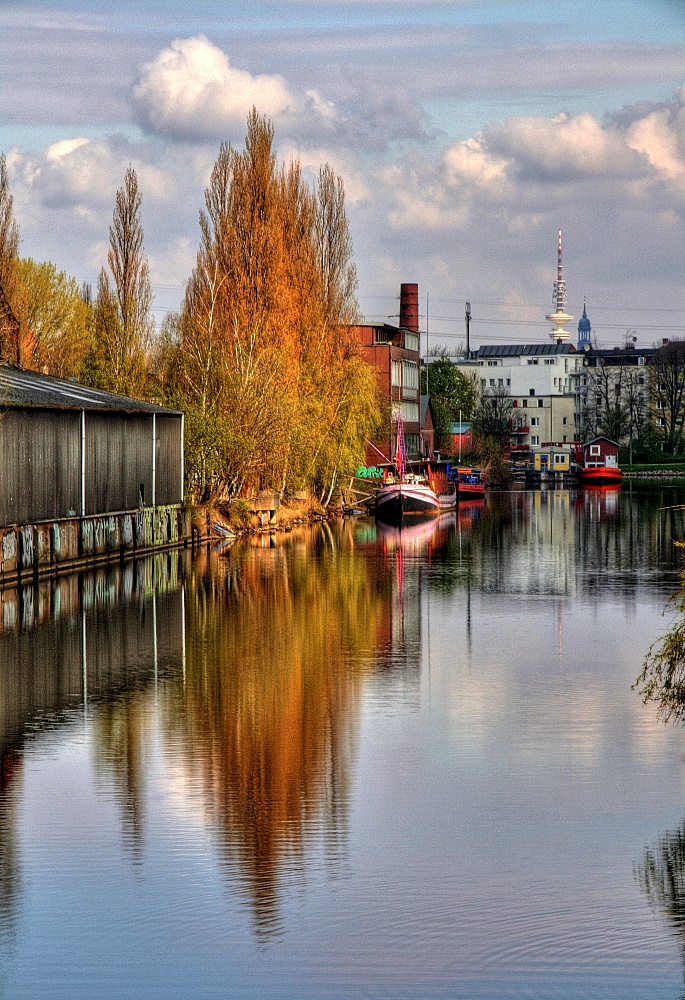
573 436 622 487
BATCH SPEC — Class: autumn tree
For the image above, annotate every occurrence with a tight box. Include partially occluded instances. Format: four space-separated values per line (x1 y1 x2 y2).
82 167 152 396
162 111 379 502
16 258 93 378
0 154 32 365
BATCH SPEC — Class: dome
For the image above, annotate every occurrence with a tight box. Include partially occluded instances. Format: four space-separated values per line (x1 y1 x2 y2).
578 302 591 335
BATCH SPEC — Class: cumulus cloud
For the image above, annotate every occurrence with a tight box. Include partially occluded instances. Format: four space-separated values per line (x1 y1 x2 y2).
9 137 175 214
378 101 685 234
133 35 298 140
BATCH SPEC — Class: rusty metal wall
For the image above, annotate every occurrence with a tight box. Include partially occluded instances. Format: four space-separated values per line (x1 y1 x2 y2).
85 411 153 514
0 409 81 527
155 414 182 505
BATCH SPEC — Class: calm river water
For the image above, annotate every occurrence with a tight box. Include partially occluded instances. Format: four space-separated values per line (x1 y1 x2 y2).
3 486 685 998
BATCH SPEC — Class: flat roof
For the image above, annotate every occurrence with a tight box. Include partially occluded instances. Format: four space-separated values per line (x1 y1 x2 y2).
0 364 182 415
477 344 576 358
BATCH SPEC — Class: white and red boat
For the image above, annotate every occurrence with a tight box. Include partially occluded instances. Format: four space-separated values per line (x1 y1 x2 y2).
573 437 622 487
375 420 456 521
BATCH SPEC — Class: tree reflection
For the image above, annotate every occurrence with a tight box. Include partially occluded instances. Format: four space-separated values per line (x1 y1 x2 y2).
173 522 386 937
636 821 685 981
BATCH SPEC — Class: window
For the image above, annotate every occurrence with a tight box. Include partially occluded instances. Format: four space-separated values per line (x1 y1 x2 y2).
391 360 401 387
399 401 419 422
531 417 539 426
553 378 557 386
405 433 420 454
530 389 535 396
590 445 601 456
538 399 543 408
480 379 486 389
506 379 510 386
402 360 419 391
562 417 567 425
638 356 645 366
554 454 565 465
489 379 495 387
657 417 665 428
522 399 527 408
498 378 503 387
488 360 498 367
404 332 419 352
531 435 540 446
544 359 555 366
562 435 567 442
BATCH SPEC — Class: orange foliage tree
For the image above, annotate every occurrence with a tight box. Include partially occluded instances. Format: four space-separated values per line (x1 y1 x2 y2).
161 112 379 502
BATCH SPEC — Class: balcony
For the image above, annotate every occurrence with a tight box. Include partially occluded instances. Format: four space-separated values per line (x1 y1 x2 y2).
510 425 529 434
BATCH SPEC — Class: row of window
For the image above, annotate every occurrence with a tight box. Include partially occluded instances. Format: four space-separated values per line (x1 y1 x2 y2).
392 401 420 422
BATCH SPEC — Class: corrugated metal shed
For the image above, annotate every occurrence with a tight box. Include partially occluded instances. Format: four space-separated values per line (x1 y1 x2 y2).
0 364 183 527
0 364 180 413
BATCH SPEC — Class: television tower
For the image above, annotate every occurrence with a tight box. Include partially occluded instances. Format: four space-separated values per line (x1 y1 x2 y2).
546 229 573 342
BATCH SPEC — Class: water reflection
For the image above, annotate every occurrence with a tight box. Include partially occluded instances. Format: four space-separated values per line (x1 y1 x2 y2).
636 822 685 980
170 522 393 936
1 488 685 970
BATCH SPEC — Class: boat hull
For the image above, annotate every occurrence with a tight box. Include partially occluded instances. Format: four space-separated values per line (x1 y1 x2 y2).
579 467 622 487
375 483 456 521
457 483 485 498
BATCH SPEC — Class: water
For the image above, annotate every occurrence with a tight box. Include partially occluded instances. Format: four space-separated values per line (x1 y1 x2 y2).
2 485 685 998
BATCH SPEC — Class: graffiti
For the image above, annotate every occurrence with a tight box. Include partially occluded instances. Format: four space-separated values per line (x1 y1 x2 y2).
21 585 34 628
52 523 61 557
122 515 133 546
2 530 17 563
82 520 94 552
20 526 34 569
135 510 145 545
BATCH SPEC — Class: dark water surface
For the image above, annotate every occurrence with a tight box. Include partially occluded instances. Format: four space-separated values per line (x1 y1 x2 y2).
3 486 685 998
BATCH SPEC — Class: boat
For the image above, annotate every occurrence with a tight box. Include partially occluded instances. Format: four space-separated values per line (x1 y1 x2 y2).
375 419 456 521
454 467 486 498
573 437 622 487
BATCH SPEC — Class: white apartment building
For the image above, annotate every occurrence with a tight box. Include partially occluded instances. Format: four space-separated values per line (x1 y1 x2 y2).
456 344 585 459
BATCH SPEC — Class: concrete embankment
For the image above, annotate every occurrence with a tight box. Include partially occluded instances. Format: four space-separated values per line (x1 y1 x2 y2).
0 505 214 585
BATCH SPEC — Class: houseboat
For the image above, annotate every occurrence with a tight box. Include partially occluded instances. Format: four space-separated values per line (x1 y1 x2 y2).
375 420 456 521
573 436 622 486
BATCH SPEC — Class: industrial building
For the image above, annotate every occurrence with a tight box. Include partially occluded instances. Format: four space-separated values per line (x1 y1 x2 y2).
0 364 186 579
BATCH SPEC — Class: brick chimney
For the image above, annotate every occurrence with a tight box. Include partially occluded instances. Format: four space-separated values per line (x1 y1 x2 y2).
399 283 419 333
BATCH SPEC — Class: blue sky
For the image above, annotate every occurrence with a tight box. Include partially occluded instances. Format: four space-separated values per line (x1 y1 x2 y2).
2 0 684 345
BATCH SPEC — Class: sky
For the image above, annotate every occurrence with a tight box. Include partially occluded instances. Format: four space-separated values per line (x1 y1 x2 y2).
1 0 684 348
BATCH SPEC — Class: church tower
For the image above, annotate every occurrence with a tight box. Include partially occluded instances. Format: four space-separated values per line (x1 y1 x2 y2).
577 299 592 350
546 229 573 342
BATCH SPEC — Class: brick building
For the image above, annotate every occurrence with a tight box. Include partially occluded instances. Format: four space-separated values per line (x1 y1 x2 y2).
353 283 422 466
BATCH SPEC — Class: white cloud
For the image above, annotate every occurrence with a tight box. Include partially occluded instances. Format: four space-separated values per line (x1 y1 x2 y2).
133 35 296 140
10 138 175 213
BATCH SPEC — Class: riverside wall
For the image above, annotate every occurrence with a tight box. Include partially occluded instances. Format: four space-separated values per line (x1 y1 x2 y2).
0 505 210 585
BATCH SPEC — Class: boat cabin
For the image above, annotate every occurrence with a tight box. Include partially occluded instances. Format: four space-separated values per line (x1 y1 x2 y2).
532 446 572 474
575 436 619 470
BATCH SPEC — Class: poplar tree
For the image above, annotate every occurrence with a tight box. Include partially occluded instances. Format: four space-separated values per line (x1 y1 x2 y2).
0 154 32 365
83 166 152 396
162 112 379 502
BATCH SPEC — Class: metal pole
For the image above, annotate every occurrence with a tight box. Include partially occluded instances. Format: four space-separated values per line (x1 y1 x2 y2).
80 409 86 516
151 412 157 507
459 409 462 464
465 302 471 358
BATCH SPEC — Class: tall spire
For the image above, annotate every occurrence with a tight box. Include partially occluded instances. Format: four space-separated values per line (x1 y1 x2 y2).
546 228 573 342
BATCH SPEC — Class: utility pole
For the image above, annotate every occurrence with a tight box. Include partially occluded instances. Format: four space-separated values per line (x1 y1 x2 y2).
465 301 471 358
